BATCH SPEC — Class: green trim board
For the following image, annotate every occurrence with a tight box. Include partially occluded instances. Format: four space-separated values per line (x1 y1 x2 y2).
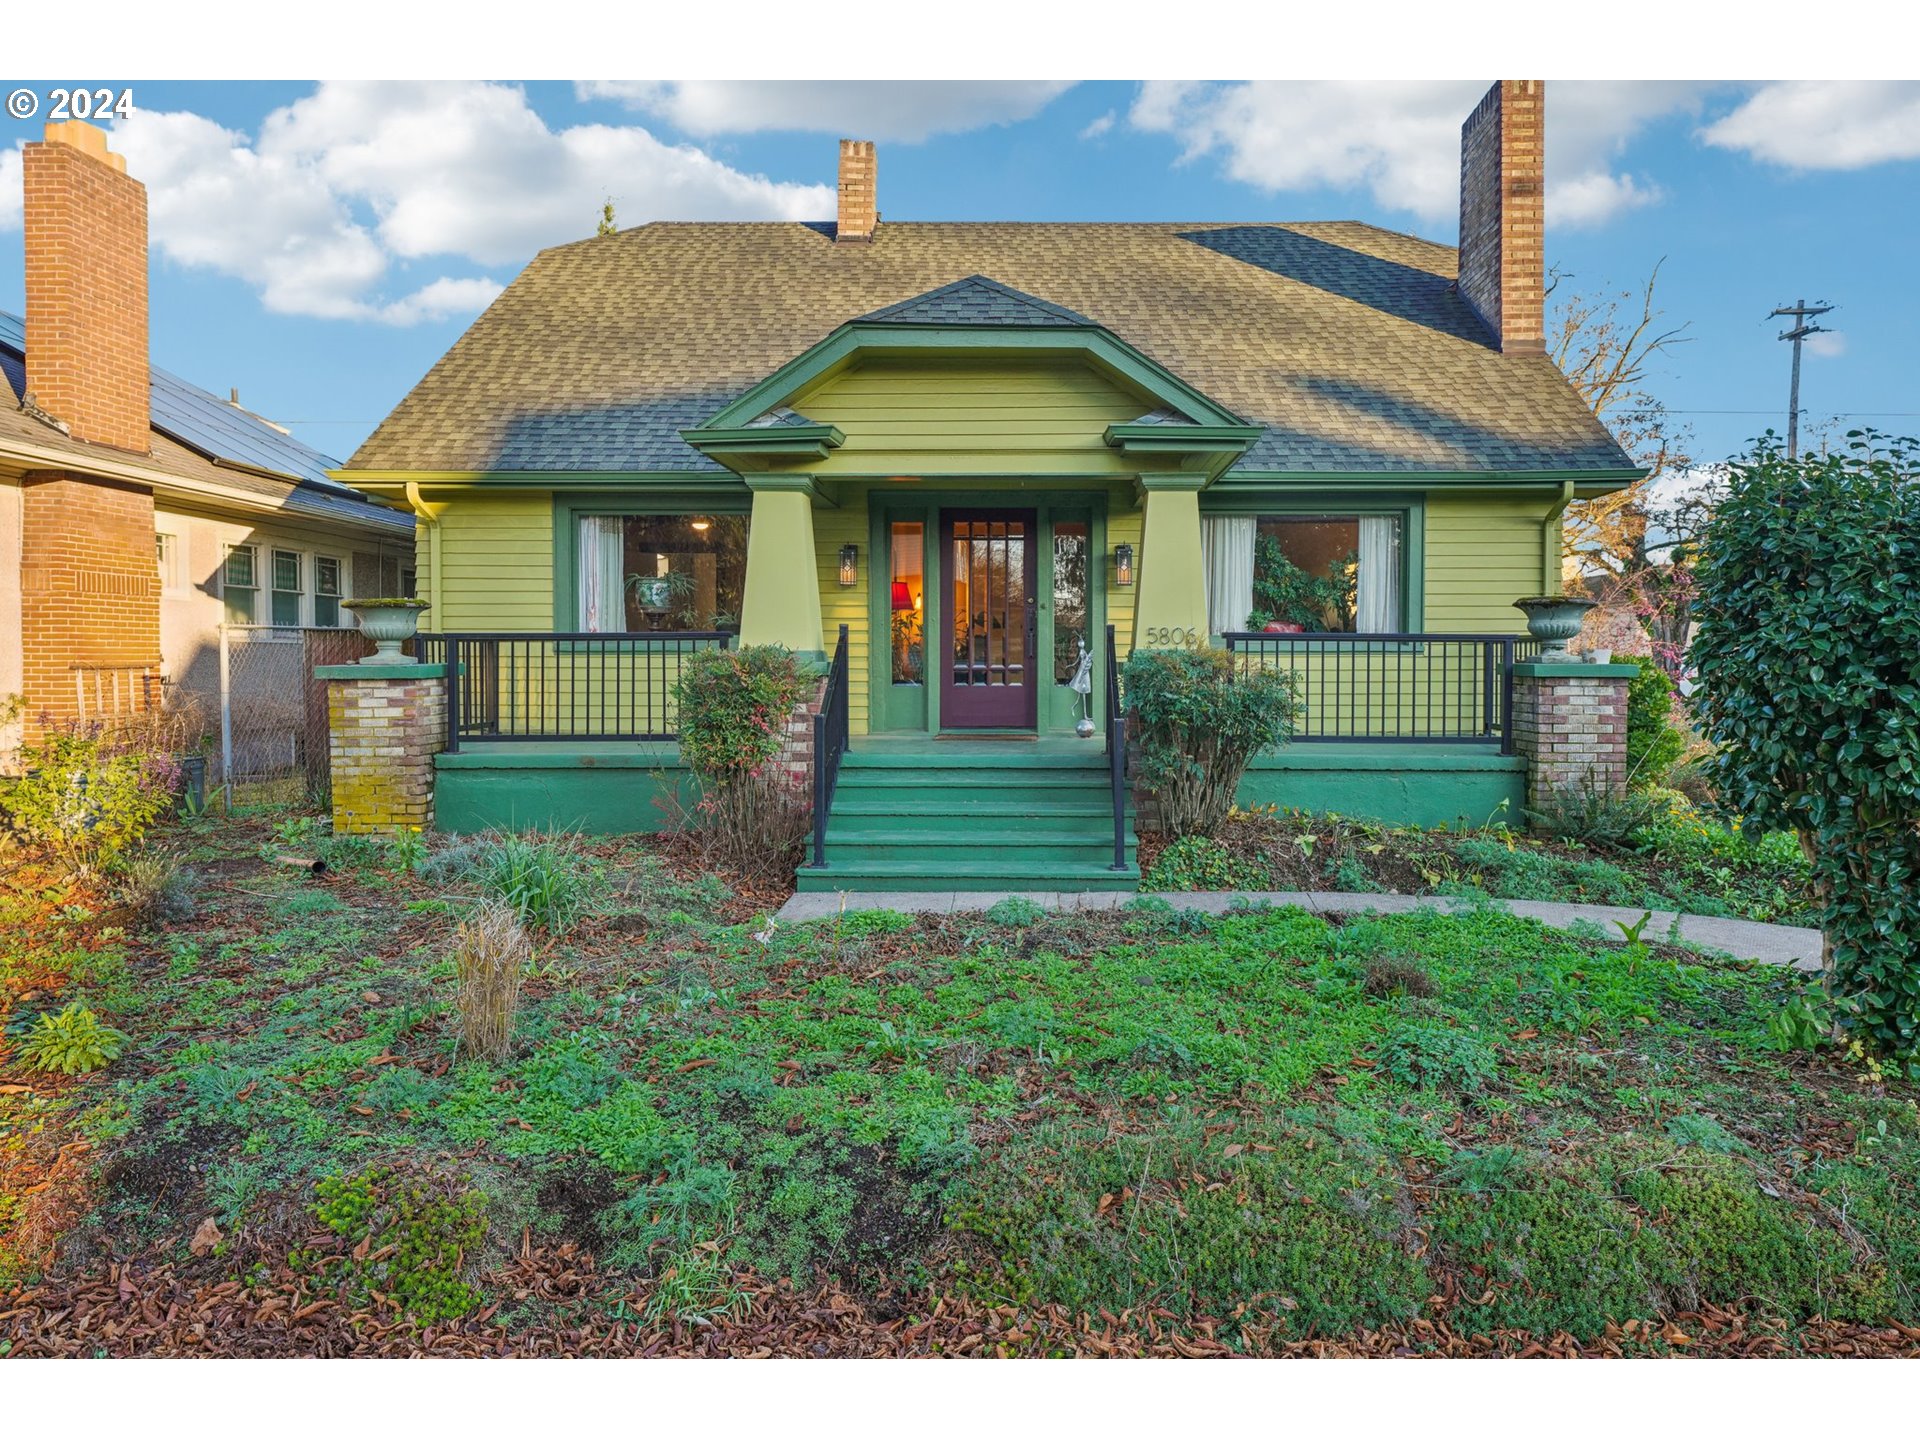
314 661 447 681
864 487 1112 736
1198 490 1427 635
1513 661 1640 679
549 490 752 636
680 423 845 465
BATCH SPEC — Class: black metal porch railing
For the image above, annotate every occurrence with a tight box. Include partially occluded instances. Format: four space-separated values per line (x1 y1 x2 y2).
809 624 851 869
417 632 733 751
1103 623 1129 871
1222 632 1518 754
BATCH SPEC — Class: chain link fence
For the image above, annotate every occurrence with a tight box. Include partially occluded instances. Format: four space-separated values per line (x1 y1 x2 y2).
214 625 371 802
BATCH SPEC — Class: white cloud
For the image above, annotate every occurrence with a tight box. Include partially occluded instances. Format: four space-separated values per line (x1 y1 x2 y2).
1700 81 1920 168
1129 80 1702 231
8 82 832 324
580 81 1073 143
374 276 506 327
1079 111 1116 142
1803 329 1846 359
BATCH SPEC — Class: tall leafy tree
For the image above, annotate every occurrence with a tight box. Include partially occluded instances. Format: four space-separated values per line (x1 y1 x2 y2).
1692 432 1920 1061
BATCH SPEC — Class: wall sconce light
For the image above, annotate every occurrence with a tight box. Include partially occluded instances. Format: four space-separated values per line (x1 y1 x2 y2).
839 544 859 587
890 579 914 612
1113 542 1135 587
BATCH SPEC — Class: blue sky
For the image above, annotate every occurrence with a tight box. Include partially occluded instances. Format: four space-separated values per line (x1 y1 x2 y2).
1 79 1916 470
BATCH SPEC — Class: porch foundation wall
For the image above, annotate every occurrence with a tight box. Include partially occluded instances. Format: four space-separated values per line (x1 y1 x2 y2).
1511 661 1635 814
1234 746 1527 830
317 662 446 836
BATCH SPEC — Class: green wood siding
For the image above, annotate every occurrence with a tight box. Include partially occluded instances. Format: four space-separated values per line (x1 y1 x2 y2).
1425 492 1551 633
815 487 875 733
431 491 555 631
792 357 1152 476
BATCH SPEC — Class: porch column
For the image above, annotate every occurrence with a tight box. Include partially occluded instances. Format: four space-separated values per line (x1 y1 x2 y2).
739 475 827 659
1132 473 1210 648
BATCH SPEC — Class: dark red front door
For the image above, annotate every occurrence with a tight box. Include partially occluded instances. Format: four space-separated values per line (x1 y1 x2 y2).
940 509 1037 729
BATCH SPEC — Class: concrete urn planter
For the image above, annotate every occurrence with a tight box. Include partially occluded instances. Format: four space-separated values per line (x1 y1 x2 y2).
345 599 432 663
1513 596 1598 663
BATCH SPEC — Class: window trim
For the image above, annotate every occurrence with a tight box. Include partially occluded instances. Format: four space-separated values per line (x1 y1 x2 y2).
551 492 753 636
269 547 307 628
1198 493 1424 636
222 542 260 625
155 531 185 596
314 552 346 628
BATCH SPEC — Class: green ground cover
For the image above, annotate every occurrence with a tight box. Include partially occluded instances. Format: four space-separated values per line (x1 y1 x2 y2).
1142 796 1814 927
6 811 1911 1355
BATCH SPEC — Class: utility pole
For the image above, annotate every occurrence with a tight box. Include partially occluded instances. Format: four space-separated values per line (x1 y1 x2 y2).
1770 299 1834 459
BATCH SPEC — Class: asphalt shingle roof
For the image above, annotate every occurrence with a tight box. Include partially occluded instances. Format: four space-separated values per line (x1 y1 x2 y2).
857 274 1097 327
0 312 411 537
346 222 1634 478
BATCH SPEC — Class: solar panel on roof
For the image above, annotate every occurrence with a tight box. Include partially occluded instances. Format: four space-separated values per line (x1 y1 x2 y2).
0 308 346 489
148 366 346 488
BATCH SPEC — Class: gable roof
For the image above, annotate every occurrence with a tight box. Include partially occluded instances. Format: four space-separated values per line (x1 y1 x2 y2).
856 274 1096 328
0 309 411 537
346 222 1637 479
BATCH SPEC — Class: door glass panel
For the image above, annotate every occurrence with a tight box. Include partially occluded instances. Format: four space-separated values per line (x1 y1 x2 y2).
1053 520 1089 684
889 521 924 685
950 519 1027 688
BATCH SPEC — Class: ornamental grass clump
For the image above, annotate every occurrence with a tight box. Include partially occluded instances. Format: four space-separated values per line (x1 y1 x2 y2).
674 645 814 881
451 899 531 1063
1121 647 1296 837
1692 431 1920 1064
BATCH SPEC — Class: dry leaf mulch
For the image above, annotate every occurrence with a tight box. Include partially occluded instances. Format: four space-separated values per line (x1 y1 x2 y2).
8 1239 1920 1359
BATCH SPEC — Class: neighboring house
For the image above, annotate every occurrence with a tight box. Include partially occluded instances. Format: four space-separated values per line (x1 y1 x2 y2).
340 81 1641 887
0 121 413 768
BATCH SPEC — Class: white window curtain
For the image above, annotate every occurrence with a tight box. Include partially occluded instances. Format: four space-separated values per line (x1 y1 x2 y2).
1355 515 1401 634
1201 515 1255 635
577 516 625 632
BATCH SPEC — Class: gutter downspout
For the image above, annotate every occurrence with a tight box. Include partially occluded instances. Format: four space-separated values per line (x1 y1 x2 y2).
1542 480 1576 595
404 481 447 620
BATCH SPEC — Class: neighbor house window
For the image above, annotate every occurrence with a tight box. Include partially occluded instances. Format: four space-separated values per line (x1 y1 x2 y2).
315 555 343 627
1202 514 1403 634
271 549 304 626
223 544 258 624
575 514 748 633
155 532 181 593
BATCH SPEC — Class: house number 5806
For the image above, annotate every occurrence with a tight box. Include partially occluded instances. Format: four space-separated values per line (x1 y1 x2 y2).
1143 626 1201 647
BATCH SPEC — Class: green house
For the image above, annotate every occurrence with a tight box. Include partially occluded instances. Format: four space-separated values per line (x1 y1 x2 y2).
337 83 1639 890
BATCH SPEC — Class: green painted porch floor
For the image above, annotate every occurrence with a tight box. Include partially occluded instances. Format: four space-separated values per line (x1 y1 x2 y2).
800 736 1139 893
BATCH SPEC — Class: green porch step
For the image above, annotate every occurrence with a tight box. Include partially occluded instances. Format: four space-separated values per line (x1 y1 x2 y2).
820 829 1136 868
795 858 1141 893
801 744 1140 893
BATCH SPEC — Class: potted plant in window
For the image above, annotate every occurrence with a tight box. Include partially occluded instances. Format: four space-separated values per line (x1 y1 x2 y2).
344 597 432 662
1512 595 1598 662
627 569 695 623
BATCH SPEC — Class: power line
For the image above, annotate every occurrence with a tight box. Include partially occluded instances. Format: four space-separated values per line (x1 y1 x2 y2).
1770 298 1835 459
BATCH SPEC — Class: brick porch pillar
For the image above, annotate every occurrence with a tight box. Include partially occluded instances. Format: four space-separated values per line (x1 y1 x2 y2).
315 661 447 836
1511 659 1635 812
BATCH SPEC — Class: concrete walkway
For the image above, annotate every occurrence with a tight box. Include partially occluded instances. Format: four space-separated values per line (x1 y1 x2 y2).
773 888 1823 971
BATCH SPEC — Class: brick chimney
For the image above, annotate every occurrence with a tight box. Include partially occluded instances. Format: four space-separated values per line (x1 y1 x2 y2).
1457 81 1545 355
23 119 151 452
836 139 877 243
